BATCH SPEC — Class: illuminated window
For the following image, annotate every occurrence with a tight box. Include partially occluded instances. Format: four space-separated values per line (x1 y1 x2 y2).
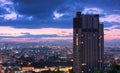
81 34 84 37
81 42 84 44
82 71 84 73
88 69 91 71
76 34 78 46
99 43 101 47
99 36 102 39
82 63 86 66
88 37 90 39
98 60 102 62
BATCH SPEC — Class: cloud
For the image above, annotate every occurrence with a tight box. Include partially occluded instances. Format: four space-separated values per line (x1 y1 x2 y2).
104 25 118 30
0 33 24 37
0 26 72 37
0 38 38 42
113 10 120 12
0 0 120 43
27 16 33 20
13 0 67 18
1 25 120 42
0 0 14 16
0 37 72 42
0 0 35 21
0 0 13 6
40 37 72 41
100 14 120 23
0 26 73 42
0 0 14 13
3 12 17 20
53 11 64 20
104 25 120 40
83 7 104 14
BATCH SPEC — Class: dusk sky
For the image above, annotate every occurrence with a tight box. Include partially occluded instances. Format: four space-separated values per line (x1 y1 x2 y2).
0 0 120 43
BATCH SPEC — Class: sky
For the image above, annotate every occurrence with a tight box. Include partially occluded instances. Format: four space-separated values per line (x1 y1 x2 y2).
0 0 120 43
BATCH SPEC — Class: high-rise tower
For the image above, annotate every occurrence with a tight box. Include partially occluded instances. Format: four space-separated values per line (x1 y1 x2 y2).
73 12 104 73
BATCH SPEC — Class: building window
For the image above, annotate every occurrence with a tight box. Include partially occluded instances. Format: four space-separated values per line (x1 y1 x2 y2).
81 42 84 44
82 71 84 73
81 34 84 37
88 69 91 71
98 60 102 62
82 63 86 66
76 34 78 46
99 36 102 39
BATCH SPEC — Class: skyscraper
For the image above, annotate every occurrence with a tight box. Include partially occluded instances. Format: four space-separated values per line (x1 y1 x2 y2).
73 12 104 73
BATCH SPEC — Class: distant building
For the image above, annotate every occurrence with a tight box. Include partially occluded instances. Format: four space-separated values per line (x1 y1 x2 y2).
0 57 4 64
0 65 4 73
73 12 104 73
22 67 34 72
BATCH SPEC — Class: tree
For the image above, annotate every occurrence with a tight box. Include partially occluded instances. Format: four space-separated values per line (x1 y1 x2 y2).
94 70 104 73
108 65 120 73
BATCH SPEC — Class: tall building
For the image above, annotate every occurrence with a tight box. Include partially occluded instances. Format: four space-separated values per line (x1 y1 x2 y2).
73 12 104 73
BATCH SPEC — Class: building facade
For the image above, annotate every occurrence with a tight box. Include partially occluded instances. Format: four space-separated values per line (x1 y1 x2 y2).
73 12 104 73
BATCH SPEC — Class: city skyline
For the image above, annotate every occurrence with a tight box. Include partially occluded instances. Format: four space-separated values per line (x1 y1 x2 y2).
0 0 120 43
